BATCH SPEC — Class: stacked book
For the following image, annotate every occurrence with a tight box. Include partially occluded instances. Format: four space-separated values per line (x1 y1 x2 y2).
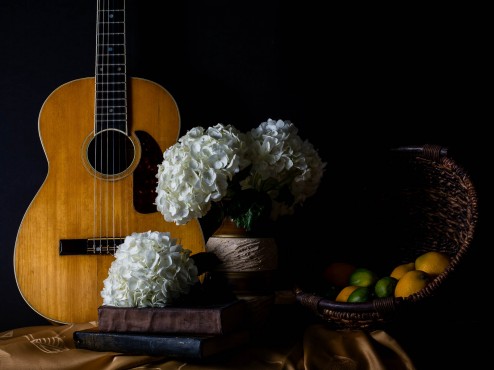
74 299 250 360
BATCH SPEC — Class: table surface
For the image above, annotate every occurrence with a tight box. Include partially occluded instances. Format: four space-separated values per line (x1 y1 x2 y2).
0 300 488 370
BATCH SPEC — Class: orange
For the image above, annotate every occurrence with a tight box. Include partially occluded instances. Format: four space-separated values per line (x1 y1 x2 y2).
415 251 450 276
394 270 431 298
390 262 415 280
323 262 357 287
335 286 359 302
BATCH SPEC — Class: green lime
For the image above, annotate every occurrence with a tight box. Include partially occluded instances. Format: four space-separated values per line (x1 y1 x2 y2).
347 286 372 302
349 268 378 287
374 276 398 298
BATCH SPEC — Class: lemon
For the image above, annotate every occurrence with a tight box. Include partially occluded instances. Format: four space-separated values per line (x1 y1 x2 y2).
349 268 378 287
394 270 431 298
335 286 359 302
390 262 415 280
347 286 372 303
322 262 357 287
415 251 450 276
374 276 398 298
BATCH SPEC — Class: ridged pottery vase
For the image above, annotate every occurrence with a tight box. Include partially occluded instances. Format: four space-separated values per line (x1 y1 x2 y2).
205 217 277 329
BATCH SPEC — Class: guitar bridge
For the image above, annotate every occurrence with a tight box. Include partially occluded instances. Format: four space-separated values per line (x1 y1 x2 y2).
59 238 125 255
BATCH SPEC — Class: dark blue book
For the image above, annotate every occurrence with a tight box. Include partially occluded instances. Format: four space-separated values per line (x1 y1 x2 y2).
73 327 250 360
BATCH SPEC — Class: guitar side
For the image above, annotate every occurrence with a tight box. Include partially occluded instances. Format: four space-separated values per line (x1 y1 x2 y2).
13 77 205 324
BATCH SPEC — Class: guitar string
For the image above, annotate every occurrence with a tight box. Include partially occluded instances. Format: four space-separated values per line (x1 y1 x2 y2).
119 0 126 248
103 0 108 254
117 0 124 251
96 0 108 254
107 0 112 253
101 0 106 254
109 0 118 254
93 0 100 253
107 0 114 254
103 0 106 253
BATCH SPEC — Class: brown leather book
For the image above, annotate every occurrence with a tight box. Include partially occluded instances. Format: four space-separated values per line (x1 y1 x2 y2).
97 299 249 335
73 327 250 359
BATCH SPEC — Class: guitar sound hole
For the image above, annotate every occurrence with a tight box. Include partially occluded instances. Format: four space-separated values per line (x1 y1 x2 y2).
87 130 135 176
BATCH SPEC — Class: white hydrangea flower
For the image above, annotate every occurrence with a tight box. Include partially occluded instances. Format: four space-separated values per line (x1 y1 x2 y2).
243 118 326 218
100 231 198 307
155 124 250 225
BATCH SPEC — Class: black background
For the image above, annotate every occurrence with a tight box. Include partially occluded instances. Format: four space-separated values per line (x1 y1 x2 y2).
0 1 490 367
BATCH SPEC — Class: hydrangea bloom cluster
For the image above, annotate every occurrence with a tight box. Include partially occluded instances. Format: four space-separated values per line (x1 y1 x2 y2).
155 119 326 230
242 119 326 219
100 231 198 307
155 124 249 225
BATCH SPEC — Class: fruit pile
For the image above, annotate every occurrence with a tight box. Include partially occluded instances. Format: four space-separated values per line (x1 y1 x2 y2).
321 251 451 302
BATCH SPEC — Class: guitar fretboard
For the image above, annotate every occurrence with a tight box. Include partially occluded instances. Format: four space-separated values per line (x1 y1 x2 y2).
95 0 127 134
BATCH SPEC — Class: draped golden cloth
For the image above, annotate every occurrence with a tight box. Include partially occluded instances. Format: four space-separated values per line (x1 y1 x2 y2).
0 322 415 370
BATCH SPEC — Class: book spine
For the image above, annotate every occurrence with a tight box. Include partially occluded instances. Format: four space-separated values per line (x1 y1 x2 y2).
98 308 223 334
74 331 204 359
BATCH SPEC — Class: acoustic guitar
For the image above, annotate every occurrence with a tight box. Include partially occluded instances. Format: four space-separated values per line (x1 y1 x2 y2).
14 0 204 324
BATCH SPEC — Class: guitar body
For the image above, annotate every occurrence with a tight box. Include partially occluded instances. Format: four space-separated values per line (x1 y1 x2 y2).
14 77 205 324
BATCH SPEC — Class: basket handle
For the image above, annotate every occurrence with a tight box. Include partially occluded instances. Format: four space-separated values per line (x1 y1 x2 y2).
391 144 448 162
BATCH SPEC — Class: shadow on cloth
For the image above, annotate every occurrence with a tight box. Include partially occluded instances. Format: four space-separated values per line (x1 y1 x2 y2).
303 324 416 370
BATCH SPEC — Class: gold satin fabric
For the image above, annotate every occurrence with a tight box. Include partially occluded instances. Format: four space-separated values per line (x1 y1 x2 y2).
0 322 415 370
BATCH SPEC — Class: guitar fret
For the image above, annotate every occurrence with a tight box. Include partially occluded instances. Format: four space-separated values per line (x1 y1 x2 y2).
96 82 126 85
96 88 126 92
97 57 125 61
96 114 127 120
97 15 124 24
96 86 126 90
96 103 126 108
98 53 125 57
96 90 126 94
96 75 125 79
97 68 126 74
98 28 125 34
96 113 127 118
98 33 124 37
98 47 125 54
96 98 125 101
96 105 126 110
97 25 125 33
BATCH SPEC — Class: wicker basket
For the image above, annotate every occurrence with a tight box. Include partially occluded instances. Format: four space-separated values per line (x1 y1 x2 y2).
294 144 478 330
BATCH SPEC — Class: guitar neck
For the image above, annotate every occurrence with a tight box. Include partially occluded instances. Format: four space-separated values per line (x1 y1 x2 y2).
95 0 127 134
